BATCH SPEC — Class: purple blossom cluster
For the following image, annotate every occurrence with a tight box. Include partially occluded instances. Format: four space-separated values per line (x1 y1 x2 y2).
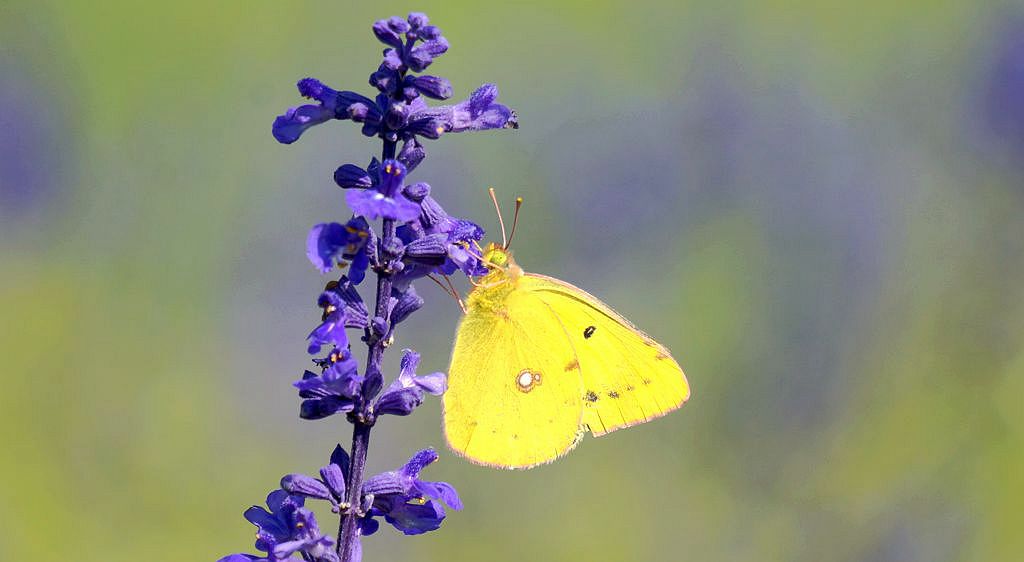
219 12 516 562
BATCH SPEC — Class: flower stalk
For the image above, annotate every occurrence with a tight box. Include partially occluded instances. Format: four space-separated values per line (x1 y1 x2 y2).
338 139 395 562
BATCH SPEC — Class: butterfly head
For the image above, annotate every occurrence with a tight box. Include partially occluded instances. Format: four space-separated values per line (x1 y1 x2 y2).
481 242 513 269
479 242 523 279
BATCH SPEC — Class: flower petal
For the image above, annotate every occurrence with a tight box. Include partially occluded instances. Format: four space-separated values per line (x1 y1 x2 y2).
390 286 424 325
397 139 426 172
272 104 334 144
409 75 453 100
330 444 351 481
334 164 373 189
401 448 439 478
404 233 448 265
300 396 355 420
346 189 421 221
382 498 446 535
280 474 332 501
413 372 446 395
306 223 348 273
362 470 409 497
319 463 346 500
374 386 423 416
372 19 404 49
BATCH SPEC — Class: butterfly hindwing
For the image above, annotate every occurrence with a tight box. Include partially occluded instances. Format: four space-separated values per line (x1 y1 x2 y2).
523 274 690 436
443 287 584 469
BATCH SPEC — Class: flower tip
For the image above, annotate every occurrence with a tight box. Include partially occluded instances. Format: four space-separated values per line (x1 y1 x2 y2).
408 12 429 28
297 77 323 99
271 113 300 144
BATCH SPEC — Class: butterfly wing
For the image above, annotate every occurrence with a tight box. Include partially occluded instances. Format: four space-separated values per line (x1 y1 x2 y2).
443 287 585 469
522 274 690 436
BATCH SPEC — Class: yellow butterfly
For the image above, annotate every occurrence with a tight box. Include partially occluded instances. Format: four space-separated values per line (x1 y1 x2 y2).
442 193 690 469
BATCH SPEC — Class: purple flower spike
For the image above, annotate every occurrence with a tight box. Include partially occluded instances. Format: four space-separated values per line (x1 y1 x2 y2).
345 160 421 221
242 11 530 562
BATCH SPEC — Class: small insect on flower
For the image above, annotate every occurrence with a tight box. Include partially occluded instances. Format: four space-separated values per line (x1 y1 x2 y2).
442 192 691 469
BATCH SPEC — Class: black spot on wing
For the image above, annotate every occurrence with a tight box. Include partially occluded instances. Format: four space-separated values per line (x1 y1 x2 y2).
584 390 599 402
583 325 596 339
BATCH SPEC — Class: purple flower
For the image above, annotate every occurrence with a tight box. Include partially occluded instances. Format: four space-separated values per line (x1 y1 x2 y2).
306 217 371 283
272 79 380 144
271 507 338 562
281 444 351 511
389 285 424 327
373 349 446 417
271 105 336 144
361 449 461 535
306 277 369 355
345 159 421 221
439 219 488 276
406 84 518 138
219 490 337 562
395 194 487 288
405 75 453 100
372 13 450 78
295 350 362 420
245 491 305 548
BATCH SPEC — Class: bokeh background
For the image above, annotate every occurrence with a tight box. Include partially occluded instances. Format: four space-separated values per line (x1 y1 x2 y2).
2 1 1023 560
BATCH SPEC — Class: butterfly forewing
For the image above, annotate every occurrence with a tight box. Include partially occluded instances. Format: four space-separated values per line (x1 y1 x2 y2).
523 274 690 436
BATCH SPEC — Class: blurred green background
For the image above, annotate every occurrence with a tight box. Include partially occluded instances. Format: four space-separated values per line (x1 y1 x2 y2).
2 0 1023 560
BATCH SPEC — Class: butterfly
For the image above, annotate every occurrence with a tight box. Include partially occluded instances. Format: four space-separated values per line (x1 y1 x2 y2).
442 192 690 469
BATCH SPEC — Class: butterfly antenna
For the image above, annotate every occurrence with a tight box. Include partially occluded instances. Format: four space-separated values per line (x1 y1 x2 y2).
443 274 467 313
426 274 466 313
505 196 523 249
488 187 508 248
